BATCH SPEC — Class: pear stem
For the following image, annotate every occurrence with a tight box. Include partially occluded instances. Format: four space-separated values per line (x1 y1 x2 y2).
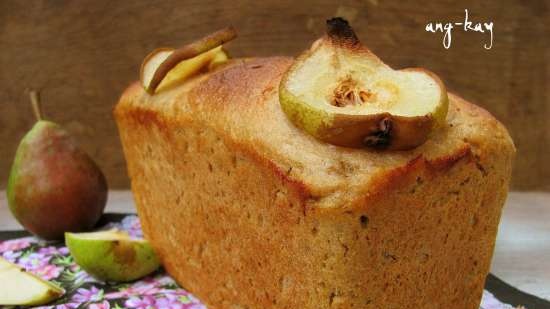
29 90 43 121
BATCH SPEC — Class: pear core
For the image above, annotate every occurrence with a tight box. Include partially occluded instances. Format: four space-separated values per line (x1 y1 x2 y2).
279 17 448 150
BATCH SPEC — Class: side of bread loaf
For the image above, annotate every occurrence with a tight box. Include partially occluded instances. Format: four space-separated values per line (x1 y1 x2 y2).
115 57 514 309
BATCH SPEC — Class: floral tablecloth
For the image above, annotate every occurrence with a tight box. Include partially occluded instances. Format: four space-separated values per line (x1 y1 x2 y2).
0 216 523 309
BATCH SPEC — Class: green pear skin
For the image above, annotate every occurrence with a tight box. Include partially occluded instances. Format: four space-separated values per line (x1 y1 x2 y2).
7 120 107 240
65 232 160 282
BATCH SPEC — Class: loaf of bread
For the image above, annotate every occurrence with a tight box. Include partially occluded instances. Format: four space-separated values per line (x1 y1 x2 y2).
115 57 515 309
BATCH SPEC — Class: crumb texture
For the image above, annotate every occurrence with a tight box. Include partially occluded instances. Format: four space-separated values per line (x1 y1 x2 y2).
115 57 515 309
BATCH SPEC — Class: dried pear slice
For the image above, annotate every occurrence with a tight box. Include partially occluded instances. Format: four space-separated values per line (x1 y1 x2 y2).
156 46 227 92
140 27 236 94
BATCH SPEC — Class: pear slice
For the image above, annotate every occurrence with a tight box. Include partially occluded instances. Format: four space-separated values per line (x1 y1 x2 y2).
280 18 448 150
141 27 236 94
141 48 174 92
208 46 230 70
0 257 64 306
66 229 160 282
158 46 228 92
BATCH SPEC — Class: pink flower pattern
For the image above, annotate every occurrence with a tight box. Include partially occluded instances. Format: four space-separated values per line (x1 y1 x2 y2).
33 264 63 280
0 215 523 309
88 300 111 309
0 237 33 252
72 286 104 303
2 250 22 263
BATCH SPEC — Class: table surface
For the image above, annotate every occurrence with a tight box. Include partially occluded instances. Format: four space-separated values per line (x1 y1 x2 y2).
1 191 549 300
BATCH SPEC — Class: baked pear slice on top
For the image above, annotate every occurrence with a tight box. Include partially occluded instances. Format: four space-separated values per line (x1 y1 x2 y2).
141 46 228 93
141 27 236 94
279 18 448 150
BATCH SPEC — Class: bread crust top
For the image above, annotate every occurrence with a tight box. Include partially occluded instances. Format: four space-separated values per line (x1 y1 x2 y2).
116 57 515 210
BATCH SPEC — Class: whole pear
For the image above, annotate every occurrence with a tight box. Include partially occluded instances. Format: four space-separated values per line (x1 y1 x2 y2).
7 92 107 240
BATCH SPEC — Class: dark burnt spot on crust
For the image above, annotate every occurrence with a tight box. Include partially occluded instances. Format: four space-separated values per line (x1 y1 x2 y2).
326 17 360 46
360 215 369 228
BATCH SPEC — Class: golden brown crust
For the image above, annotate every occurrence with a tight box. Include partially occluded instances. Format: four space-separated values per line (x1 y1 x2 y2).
117 57 514 209
115 56 515 309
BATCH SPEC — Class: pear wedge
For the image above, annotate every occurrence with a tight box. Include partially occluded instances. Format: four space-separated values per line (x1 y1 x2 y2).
66 230 160 282
208 46 230 70
280 18 448 150
0 257 64 306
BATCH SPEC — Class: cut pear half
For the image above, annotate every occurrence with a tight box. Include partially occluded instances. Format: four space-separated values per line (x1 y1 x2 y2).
280 18 448 150
141 27 236 94
66 229 160 282
0 257 64 306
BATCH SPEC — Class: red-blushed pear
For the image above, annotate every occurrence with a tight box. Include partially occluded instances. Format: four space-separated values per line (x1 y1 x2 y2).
279 17 448 150
7 91 107 240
